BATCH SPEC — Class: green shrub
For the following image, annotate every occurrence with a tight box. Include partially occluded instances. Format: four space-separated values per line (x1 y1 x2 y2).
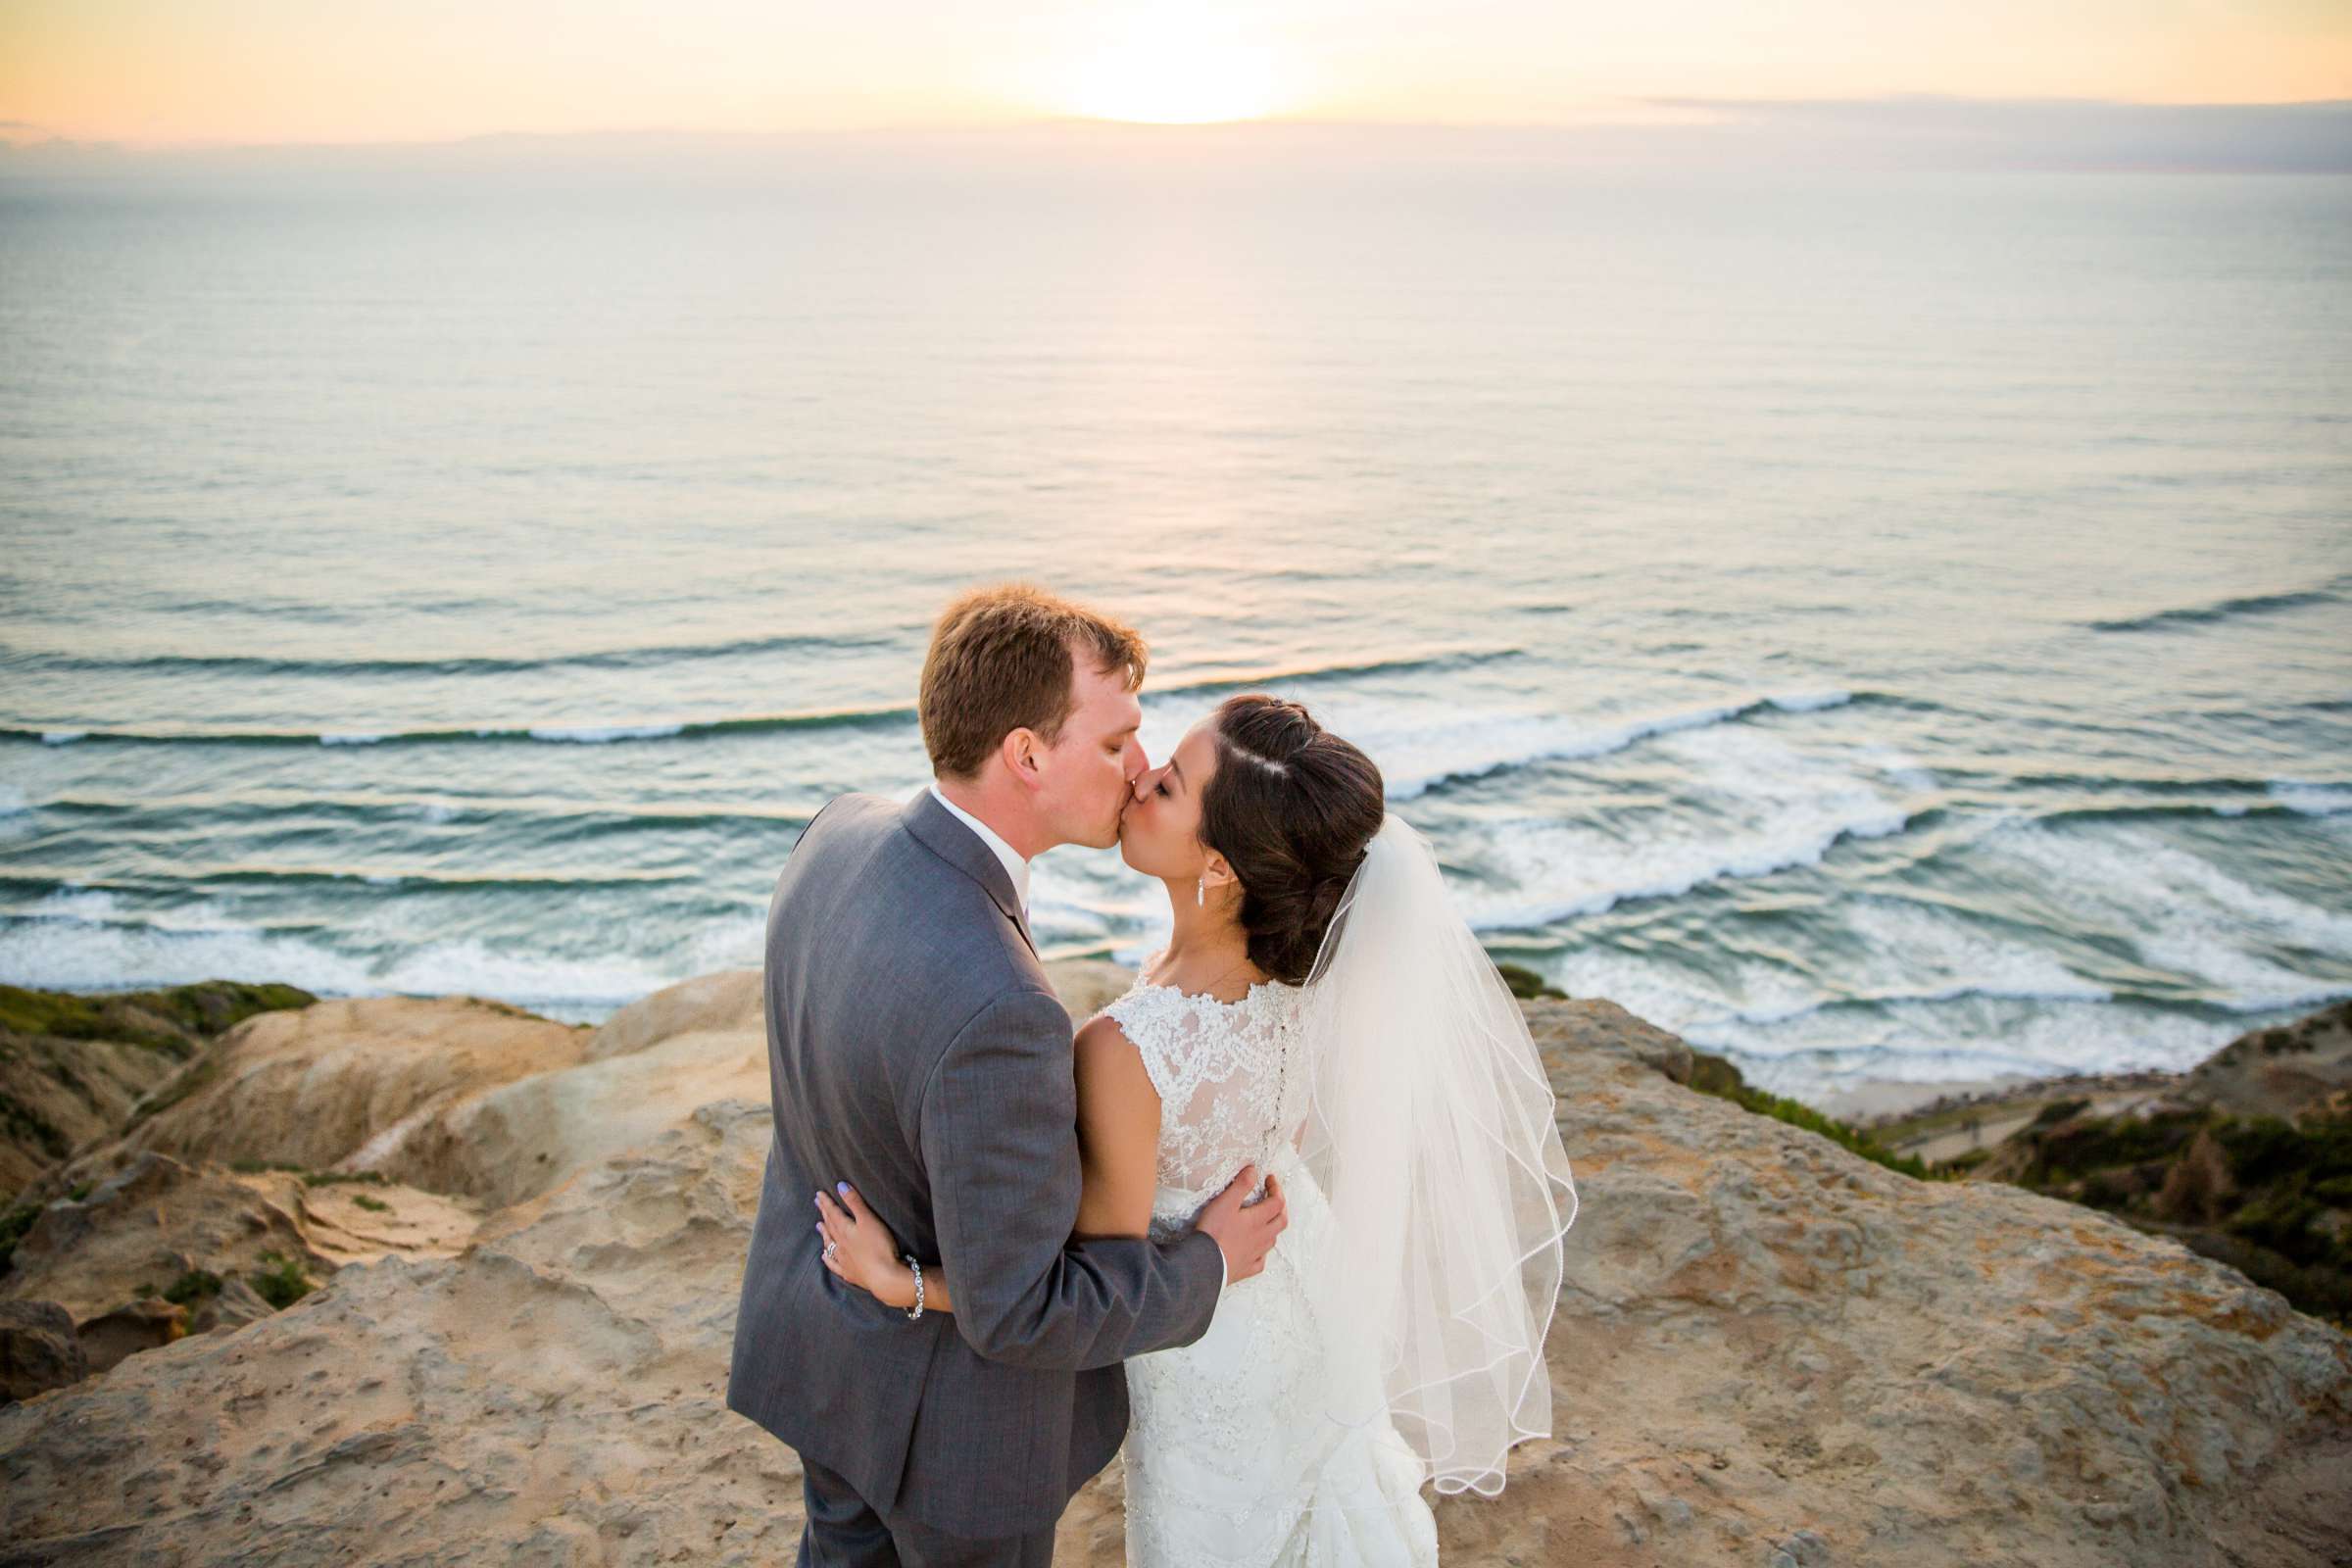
0 1089 71 1160
2017 1108 2203 1186
1990 1102 2352 1326
1494 962 1567 1002
1723 1084 1938 1180
250 1250 315 1309
0 1201 40 1275
162 1267 223 1305
1685 1054 1748 1098
352 1194 390 1212
2214 1112 2352 1271
1678 1051 1942 1180
302 1169 387 1187
0 980 314 1054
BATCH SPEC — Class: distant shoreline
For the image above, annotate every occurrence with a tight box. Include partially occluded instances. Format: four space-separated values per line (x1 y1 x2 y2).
1815 1065 2186 1125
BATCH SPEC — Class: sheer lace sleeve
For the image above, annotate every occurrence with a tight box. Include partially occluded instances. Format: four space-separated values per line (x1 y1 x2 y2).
1102 986 1217 1126
1099 972 1307 1200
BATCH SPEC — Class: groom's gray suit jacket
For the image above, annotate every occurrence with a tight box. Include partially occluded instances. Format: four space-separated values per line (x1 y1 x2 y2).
726 788 1226 1538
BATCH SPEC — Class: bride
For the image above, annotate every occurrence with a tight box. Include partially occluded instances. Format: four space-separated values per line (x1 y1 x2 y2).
816 693 1579 1565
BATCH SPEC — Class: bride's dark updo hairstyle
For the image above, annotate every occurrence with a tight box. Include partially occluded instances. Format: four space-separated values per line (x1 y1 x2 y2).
1197 694 1387 986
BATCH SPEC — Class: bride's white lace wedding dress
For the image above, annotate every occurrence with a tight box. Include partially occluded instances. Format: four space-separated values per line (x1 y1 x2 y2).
1100 958 1441 1568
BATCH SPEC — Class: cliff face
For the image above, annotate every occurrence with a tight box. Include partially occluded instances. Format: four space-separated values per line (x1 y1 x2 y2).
0 972 2346 1567
1866 999 2352 1328
0 982 314 1200
1506 1000 2352 1563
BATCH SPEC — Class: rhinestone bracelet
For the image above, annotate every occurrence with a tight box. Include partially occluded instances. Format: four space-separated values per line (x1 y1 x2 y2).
904 1254 925 1321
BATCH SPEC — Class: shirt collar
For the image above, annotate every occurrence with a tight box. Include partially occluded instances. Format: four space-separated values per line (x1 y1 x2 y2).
926 782 1031 916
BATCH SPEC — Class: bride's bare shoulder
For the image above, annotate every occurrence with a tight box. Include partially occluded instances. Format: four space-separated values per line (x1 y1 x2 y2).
1074 1009 1137 1061
1074 1012 1159 1102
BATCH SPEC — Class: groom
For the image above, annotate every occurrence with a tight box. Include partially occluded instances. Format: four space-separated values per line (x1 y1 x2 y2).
728 583 1289 1566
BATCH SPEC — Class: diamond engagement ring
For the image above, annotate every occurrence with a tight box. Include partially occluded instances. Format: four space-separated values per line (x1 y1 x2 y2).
822 1238 838 1262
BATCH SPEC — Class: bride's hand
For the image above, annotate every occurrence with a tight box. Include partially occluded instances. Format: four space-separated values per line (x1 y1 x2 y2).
815 1182 918 1310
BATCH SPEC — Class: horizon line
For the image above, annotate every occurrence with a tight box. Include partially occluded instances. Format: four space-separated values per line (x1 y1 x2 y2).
5 95 2350 156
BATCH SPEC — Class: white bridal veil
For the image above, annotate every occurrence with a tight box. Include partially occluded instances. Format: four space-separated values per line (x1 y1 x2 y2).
1293 810 1580 1498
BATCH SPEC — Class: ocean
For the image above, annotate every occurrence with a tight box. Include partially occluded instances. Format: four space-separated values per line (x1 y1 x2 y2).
2 152 2347 1105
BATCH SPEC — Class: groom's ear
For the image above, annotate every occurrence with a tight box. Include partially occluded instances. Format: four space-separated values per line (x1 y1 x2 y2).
1000 726 1044 788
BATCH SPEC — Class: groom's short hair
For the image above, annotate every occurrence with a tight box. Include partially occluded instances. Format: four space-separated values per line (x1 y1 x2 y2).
920 584 1149 780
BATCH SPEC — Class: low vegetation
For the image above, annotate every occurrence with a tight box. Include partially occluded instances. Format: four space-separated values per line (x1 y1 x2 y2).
250 1250 315 1310
0 981 315 1057
1683 1051 1943 1181
1984 1101 2352 1326
1494 961 1568 1002
0 1200 38 1275
161 1267 224 1305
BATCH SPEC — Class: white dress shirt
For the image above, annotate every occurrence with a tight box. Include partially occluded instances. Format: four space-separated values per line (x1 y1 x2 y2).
927 783 1030 917
923 781 1229 1293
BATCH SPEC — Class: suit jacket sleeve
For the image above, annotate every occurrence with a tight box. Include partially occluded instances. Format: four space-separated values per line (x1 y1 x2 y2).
917 987 1224 1370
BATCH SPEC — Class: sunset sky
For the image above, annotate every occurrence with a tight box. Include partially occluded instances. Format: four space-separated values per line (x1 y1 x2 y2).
2 0 2348 147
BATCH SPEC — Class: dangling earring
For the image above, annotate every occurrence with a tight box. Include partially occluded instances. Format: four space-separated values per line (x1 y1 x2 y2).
1196 876 1205 906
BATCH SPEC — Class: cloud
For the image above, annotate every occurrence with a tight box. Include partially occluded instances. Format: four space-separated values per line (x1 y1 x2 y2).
1641 96 2352 172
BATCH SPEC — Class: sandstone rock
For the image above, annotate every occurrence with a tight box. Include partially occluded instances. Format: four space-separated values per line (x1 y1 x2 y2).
45 996 588 1197
1 1151 328 1322
1043 959 1145 1022
0 1100 807 1565
375 959 1138 1209
583 968 761 1063
0 1299 85 1403
389 1020 767 1207
1524 995 1696 1083
74 1296 184 1377
186 1276 274 1337
1 1148 479 1386
0 981 314 1202
0 977 2343 1567
2179 997 2352 1121
1 1152 326 1325
1494 1009 2352 1564
291 1176 481 1268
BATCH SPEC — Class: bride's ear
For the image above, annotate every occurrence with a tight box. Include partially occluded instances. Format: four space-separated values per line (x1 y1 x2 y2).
1201 851 1241 897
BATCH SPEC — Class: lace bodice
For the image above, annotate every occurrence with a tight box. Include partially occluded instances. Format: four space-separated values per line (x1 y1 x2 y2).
1099 955 1313 1236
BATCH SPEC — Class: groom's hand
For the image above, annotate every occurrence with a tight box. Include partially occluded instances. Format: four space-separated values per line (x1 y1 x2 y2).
1195 1165 1287 1285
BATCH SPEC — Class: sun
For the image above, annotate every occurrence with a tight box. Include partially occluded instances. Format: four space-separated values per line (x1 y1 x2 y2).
1058 13 1284 124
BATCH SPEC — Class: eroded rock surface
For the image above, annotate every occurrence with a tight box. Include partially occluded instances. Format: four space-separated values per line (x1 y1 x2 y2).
24 996 586 1209
0 981 314 1200
0 975 2343 1567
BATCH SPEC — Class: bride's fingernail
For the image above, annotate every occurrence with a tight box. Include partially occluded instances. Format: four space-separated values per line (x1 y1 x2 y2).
836 1181 851 1197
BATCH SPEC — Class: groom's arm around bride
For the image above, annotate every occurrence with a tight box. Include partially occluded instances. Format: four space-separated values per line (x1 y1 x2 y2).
726 584 1286 1562
917 980 1282 1362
